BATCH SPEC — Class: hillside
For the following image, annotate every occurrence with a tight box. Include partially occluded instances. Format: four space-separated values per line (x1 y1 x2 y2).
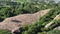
0 9 50 33
0 0 60 34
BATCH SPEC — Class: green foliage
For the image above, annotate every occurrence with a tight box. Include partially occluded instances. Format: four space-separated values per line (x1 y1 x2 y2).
21 8 60 34
0 0 58 22
0 0 60 34
38 30 60 34
0 30 11 34
47 30 60 34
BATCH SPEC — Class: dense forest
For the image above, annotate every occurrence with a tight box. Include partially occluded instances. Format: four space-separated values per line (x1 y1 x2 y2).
0 0 60 34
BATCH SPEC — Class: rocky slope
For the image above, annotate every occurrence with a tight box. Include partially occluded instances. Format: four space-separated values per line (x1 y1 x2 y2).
0 9 51 34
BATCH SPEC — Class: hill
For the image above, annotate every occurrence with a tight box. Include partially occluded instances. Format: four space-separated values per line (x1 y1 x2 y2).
0 0 60 34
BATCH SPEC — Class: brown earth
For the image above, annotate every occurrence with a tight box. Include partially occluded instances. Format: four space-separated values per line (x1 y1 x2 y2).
0 9 51 33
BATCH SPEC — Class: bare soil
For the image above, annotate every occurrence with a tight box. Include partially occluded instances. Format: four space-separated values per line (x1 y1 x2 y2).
0 9 51 33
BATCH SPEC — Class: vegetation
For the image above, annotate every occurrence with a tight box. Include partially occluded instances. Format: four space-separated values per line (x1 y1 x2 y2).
38 30 60 34
0 30 11 34
21 9 60 34
0 0 60 34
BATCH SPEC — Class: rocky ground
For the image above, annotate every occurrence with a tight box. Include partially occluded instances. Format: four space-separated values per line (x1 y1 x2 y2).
0 9 51 34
